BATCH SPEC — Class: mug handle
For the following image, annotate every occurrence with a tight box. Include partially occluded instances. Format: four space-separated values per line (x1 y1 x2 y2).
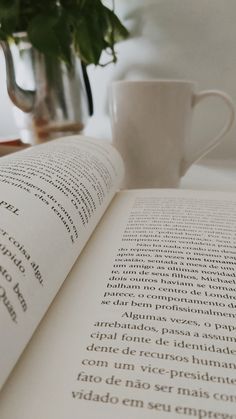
181 90 235 175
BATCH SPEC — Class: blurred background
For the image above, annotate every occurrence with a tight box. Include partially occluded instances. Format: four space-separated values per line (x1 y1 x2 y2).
1 0 236 159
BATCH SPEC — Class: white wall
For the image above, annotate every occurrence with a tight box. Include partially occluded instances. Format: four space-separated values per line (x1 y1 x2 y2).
1 0 236 159
87 0 236 159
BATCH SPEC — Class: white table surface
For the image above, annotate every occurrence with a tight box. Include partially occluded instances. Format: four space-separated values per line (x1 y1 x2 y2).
0 137 235 193
180 158 236 192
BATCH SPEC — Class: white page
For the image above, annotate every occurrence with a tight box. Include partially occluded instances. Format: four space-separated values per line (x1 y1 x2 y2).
0 135 124 389
1 189 236 418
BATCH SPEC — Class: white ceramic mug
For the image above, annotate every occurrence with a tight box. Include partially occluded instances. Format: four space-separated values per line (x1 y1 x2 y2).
110 80 235 188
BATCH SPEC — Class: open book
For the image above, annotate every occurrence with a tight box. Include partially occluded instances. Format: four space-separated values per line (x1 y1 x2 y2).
0 136 236 418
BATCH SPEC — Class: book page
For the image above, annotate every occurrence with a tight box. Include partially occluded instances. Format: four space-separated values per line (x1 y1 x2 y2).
1 189 236 418
0 135 124 389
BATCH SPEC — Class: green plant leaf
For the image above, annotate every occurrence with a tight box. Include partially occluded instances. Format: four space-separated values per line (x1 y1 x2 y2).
28 14 61 57
53 13 72 66
71 0 108 64
74 18 105 65
0 0 18 16
104 7 129 44
0 0 19 36
0 28 6 40
0 0 129 66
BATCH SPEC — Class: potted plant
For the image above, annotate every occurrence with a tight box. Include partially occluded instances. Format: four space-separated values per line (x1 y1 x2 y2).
0 0 129 143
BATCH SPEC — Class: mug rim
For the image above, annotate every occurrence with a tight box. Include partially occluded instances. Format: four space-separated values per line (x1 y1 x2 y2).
112 79 196 86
